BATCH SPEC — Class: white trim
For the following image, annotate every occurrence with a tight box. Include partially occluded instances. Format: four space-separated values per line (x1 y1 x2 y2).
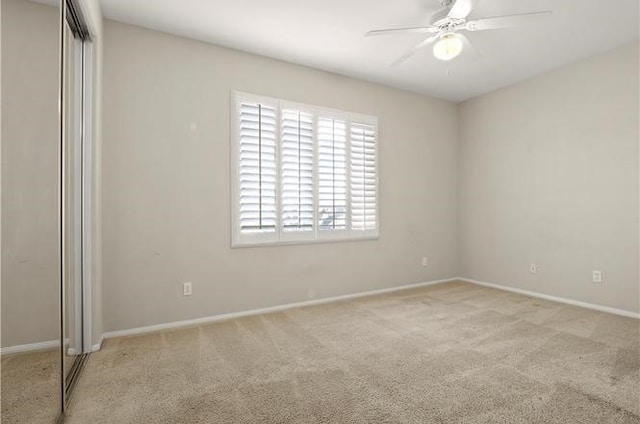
70 34 84 360
97 276 638 343
102 278 457 339
460 278 640 319
81 40 94 354
90 336 103 352
1 340 60 355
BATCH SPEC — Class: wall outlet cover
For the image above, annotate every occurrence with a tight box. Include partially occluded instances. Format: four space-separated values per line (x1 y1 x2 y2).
592 271 603 284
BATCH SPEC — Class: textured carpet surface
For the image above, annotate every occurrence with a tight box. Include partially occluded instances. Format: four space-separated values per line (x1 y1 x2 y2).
1 349 60 424
65 281 640 423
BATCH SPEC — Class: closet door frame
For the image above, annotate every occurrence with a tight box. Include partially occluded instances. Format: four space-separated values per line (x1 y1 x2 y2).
58 0 94 412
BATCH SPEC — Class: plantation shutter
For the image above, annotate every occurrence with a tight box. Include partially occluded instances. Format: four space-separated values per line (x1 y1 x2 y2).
317 118 347 230
232 92 378 246
238 101 277 233
350 123 377 231
281 109 314 232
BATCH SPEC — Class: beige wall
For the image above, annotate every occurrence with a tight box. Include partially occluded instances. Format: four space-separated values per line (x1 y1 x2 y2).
102 20 459 332
1 0 59 347
459 42 640 313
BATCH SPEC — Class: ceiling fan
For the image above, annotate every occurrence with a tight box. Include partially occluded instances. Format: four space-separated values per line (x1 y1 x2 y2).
365 0 551 65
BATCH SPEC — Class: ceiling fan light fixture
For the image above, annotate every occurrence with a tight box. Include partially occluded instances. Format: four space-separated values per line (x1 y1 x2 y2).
433 33 463 61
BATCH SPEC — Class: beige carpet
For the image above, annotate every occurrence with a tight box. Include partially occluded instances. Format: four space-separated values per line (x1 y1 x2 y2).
1 348 60 424
66 281 639 423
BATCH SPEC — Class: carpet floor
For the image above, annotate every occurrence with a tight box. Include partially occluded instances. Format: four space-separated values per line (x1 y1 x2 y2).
1 349 60 424
65 281 639 423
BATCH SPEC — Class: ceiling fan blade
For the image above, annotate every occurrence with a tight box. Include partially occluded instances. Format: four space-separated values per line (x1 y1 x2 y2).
465 10 552 31
447 0 475 20
365 26 439 37
390 34 440 66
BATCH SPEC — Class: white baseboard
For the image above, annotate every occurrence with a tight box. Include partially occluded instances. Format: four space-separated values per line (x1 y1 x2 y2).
27 276 636 354
460 278 640 319
0 339 59 355
101 277 458 340
91 336 103 352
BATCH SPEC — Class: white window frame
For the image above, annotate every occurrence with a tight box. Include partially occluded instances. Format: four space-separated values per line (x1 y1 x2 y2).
231 91 379 247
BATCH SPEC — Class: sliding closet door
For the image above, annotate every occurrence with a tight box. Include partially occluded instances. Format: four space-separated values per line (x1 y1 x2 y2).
0 0 62 423
62 13 83 383
1 1 93 421
61 0 93 405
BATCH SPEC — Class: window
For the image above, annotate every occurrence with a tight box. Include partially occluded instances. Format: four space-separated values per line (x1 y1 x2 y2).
231 92 379 246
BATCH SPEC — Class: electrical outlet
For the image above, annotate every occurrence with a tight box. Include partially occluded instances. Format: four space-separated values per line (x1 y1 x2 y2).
529 263 537 274
592 270 603 284
422 257 429 267
183 282 192 296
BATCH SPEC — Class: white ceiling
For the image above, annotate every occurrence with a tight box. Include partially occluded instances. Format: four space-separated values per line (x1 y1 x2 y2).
96 0 639 102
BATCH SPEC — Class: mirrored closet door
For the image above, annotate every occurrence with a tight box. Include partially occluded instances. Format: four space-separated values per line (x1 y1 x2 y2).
1 0 94 422
1 0 62 422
